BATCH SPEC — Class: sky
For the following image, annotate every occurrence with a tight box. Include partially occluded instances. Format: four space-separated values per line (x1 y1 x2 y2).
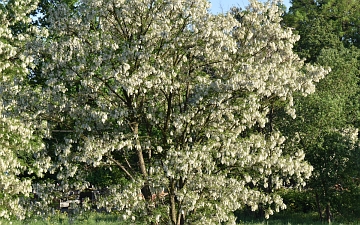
209 0 291 14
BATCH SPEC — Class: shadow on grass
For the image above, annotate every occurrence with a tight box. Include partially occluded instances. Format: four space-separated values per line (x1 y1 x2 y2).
237 211 360 225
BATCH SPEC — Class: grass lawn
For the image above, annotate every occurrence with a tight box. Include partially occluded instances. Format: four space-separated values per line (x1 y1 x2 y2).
0 212 122 225
1 211 360 225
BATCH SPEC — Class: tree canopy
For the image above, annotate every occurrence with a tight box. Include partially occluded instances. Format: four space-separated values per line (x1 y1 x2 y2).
0 0 329 223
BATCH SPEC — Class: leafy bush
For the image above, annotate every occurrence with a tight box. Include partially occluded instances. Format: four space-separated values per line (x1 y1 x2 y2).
279 188 316 213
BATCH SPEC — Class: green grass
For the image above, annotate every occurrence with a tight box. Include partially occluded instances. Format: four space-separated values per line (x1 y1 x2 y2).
237 211 360 225
0 212 123 225
1 212 360 225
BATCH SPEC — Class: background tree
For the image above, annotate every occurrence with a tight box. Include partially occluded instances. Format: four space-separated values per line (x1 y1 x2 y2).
282 0 360 222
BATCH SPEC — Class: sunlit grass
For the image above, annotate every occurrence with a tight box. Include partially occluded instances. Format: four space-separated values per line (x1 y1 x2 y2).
0 212 122 225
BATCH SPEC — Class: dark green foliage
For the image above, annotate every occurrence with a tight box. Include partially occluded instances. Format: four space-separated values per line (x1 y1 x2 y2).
279 189 316 213
284 0 360 61
86 166 129 188
282 0 360 222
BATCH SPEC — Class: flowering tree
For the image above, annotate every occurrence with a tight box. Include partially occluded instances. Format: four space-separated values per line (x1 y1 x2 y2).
23 0 329 224
0 0 51 220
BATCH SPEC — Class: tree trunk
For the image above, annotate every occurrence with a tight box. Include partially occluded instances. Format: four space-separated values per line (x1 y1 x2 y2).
169 179 178 224
315 192 323 221
133 122 147 177
326 202 332 223
133 122 153 204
